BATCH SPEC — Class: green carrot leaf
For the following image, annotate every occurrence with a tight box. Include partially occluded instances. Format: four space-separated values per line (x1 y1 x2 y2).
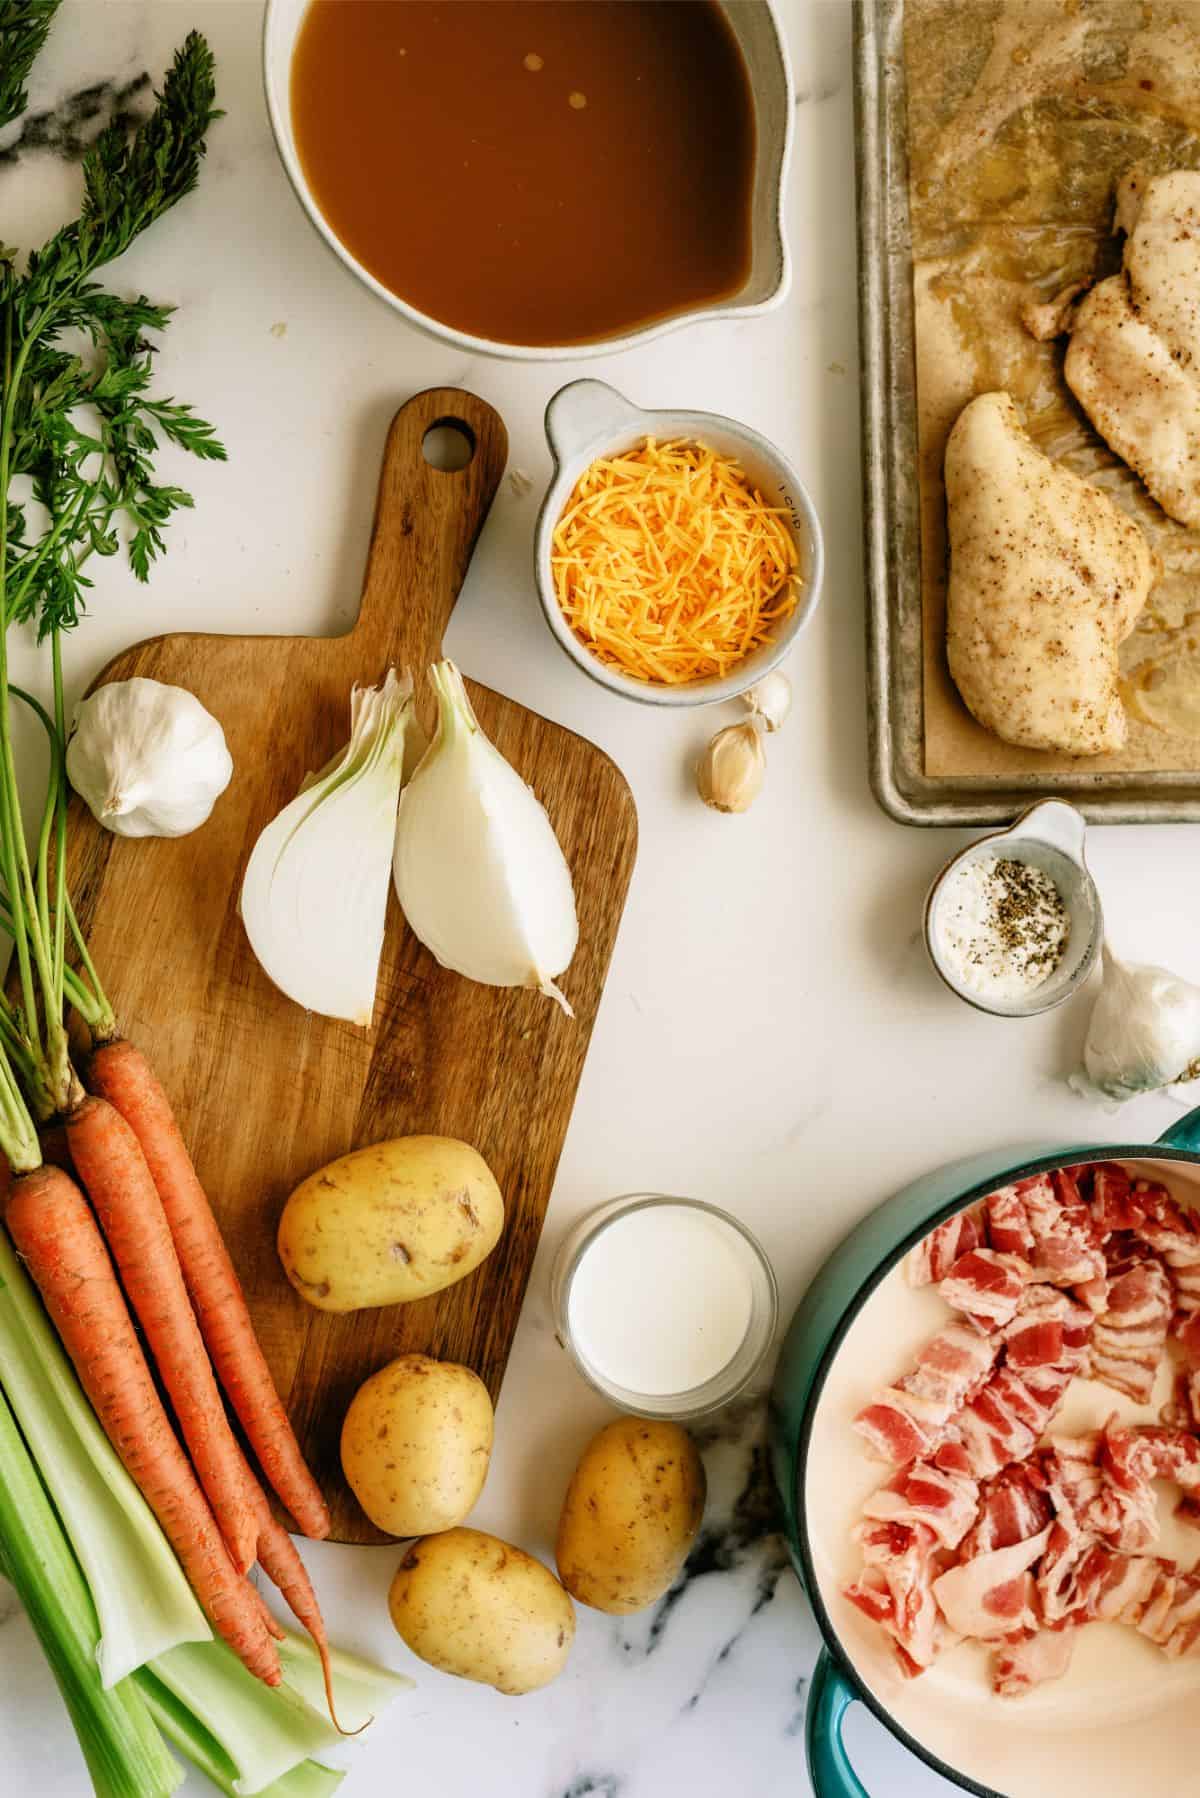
0 0 62 135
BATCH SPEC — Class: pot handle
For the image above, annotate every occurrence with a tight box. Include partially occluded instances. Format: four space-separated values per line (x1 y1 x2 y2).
806 1651 870 1798
1158 1106 1200 1152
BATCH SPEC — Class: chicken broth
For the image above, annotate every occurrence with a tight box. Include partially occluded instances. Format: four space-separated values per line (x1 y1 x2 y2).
290 0 756 347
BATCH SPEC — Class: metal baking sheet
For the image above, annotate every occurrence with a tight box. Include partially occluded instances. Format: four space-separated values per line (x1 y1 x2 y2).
855 0 1200 826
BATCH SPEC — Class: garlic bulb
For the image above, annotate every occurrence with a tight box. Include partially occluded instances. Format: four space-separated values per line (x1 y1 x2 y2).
1074 944 1200 1103
697 721 765 813
393 661 578 1013
241 670 419 1025
742 670 792 732
67 677 232 838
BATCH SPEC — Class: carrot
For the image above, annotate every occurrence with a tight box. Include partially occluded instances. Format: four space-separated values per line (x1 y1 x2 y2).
65 1093 259 1576
256 1514 362 1735
227 1443 351 1730
87 1038 330 1540
4 1164 281 1687
247 1578 287 1643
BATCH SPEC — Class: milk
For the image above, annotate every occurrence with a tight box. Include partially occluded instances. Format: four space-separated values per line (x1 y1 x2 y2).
567 1204 754 1397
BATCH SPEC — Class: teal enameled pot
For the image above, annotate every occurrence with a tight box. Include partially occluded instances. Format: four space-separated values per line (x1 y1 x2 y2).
769 1109 1200 1798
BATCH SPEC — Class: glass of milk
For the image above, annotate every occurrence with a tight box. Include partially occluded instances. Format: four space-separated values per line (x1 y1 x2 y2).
551 1195 778 1420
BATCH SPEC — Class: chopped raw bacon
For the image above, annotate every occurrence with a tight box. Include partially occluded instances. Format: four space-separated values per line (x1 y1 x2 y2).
938 1248 1029 1331
1091 1549 1164 1623
853 1323 999 1465
986 1183 1036 1258
1108 1424 1200 1494
1089 1423 1161 1553
1136 1566 1200 1658
862 1461 980 1551
992 1625 1075 1697
849 1171 1200 1695
959 1463 1052 1560
931 1525 1051 1640
906 1205 985 1287
942 1361 1076 1481
1040 1433 1103 1535
854 1399 934 1467
1133 1184 1200 1323
908 1322 1001 1409
1003 1285 1093 1371
1041 1539 1165 1627
1165 1360 1200 1435
1091 1163 1142 1235
844 1520 946 1672
1037 1520 1091 1623
1021 1172 1108 1298
1090 1258 1173 1404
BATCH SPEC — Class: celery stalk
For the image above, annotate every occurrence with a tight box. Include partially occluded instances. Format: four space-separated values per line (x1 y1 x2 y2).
276 1629 412 1729
148 1630 411 1795
0 1226 209 1684
135 1671 344 1798
0 1386 183 1798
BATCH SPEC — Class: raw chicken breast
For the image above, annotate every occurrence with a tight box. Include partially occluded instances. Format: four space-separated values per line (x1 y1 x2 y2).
1064 170 1200 528
945 392 1158 756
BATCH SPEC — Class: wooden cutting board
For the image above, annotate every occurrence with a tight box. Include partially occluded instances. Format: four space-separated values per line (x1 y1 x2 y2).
66 388 638 1543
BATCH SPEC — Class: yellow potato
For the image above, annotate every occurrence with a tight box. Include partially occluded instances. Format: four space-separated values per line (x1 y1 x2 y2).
388 1527 575 1695
341 1354 493 1538
277 1135 503 1313
555 1417 706 1614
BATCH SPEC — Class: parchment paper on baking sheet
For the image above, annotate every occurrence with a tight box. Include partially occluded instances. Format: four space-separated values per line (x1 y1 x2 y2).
906 0 1200 778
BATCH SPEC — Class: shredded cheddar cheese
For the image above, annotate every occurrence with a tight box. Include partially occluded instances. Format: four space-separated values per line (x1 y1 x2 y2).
550 438 799 686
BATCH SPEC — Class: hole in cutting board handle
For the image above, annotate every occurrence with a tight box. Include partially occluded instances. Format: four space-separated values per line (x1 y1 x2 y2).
422 419 476 472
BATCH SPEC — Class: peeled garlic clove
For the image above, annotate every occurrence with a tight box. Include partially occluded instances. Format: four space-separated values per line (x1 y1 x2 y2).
67 676 233 839
696 721 765 814
742 670 792 732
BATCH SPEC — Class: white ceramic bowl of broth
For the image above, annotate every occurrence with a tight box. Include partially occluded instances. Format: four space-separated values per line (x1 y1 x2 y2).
534 380 824 706
261 0 793 360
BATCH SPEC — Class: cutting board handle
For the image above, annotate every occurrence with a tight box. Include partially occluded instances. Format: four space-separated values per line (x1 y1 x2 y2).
352 388 508 680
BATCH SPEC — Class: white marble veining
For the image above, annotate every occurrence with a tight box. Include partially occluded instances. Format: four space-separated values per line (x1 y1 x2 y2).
0 4 1197 1796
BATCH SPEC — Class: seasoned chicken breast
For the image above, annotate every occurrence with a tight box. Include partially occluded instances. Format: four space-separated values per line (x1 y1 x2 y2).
946 393 1158 757
1064 170 1200 527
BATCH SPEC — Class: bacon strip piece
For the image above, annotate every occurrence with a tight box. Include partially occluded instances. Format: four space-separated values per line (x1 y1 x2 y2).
1133 1185 1200 1294
1134 1188 1200 1368
939 1360 1076 1480
1088 1424 1161 1553
843 1520 948 1674
986 1184 1036 1258
932 1525 1051 1640
906 1205 986 1287
1003 1285 1093 1371
862 1461 980 1552
984 1172 1108 1302
1022 1172 1108 1300
1149 1570 1200 1658
959 1463 1052 1560
854 1323 1000 1465
1090 1162 1144 1235
992 1625 1075 1697
939 1248 1030 1331
1090 1256 1173 1403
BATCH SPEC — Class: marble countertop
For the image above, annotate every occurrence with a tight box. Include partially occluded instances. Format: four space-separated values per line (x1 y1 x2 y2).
2 5 1198 1795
